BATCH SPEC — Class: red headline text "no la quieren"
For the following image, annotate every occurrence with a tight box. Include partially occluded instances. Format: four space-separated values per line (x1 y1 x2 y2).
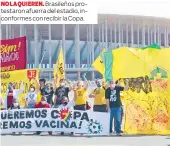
1 1 44 7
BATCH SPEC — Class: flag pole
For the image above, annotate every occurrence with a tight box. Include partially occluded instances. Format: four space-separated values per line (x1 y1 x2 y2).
39 44 46 69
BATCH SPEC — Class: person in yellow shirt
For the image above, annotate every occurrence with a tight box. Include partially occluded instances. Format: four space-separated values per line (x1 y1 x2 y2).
89 79 107 112
74 73 88 111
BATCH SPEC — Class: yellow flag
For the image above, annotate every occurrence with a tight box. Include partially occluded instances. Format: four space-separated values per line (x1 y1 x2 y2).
112 47 146 79
137 48 161 76
92 49 106 75
155 48 170 72
53 48 65 86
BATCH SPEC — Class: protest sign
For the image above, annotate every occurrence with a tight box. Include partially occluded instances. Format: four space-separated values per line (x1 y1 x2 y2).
0 36 26 72
0 109 110 135
0 69 40 108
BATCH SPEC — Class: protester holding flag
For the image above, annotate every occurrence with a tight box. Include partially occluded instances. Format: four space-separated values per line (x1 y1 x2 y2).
53 47 72 107
54 77 72 108
105 79 129 136
4 81 24 109
74 73 89 111
89 79 107 112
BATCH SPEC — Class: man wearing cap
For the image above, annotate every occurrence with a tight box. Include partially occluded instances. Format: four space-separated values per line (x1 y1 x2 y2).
105 79 129 136
54 78 72 108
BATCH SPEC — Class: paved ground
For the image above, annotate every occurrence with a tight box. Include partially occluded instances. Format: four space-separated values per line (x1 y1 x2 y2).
1 133 170 146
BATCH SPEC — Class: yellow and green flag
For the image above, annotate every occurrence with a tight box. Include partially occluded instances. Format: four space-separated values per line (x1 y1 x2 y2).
101 44 170 135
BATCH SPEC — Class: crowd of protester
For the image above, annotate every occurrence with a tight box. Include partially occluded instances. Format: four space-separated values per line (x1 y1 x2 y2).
0 73 129 136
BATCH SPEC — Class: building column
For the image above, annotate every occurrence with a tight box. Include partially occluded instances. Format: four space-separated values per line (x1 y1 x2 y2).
75 24 80 79
20 24 25 37
118 17 121 47
126 23 128 46
121 28 123 45
148 25 150 45
105 18 108 50
8 24 12 39
62 24 66 64
142 21 145 47
91 24 95 80
154 22 156 43
137 24 139 47
12 29 15 38
34 24 39 68
102 23 104 49
99 25 101 50
0 24 1 40
87 27 90 65
157 25 160 45
131 17 134 47
89 24 92 65
6 24 9 39
164 25 167 47
114 21 117 48
110 24 113 49
48 24 52 80
62 24 66 79
167 26 169 46
151 30 153 44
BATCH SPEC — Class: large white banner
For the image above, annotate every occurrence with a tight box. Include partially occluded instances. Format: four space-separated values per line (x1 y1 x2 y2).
0 108 110 135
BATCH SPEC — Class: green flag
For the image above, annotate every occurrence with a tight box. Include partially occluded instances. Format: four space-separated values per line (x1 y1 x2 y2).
104 50 113 82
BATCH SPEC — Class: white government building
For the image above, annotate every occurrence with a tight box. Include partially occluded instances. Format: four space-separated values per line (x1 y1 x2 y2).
1 14 170 80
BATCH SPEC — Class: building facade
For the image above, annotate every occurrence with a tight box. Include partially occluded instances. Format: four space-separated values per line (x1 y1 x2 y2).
1 14 170 80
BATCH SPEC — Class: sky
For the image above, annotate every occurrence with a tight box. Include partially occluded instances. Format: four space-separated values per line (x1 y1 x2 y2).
97 0 170 18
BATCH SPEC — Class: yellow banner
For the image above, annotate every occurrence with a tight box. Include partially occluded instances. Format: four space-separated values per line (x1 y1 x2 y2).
120 73 170 135
1 69 40 108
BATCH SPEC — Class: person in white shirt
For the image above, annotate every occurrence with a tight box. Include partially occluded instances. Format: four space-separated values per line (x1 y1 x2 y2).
58 97 75 136
25 85 38 108
58 97 75 111
4 81 24 109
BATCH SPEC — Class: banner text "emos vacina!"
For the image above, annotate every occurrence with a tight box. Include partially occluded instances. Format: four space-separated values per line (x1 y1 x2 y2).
0 109 109 135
